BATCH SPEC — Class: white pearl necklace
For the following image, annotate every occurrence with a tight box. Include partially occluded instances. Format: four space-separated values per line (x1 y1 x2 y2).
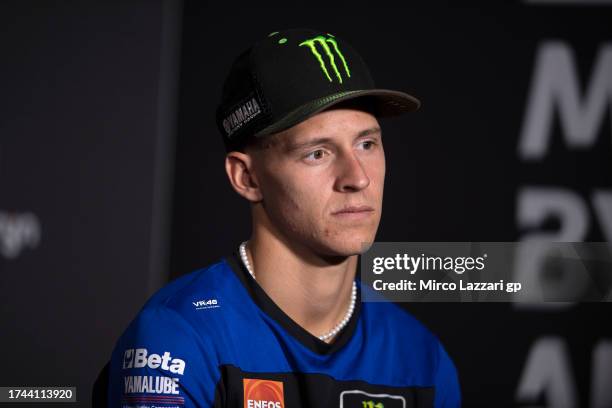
239 241 357 342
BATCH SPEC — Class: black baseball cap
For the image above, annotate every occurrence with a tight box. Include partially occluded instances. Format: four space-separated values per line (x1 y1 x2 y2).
216 28 420 150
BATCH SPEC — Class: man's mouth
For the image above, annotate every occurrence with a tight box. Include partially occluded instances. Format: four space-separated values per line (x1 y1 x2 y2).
331 206 375 219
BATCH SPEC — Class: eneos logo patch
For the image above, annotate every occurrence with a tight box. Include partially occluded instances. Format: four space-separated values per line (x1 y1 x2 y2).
243 378 284 408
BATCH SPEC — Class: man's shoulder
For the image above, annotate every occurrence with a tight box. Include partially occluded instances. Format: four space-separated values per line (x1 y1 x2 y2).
113 257 246 351
128 257 247 332
143 258 231 310
107 260 238 406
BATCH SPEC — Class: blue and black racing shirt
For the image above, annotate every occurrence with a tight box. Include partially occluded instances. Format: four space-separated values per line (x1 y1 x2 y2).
108 254 461 407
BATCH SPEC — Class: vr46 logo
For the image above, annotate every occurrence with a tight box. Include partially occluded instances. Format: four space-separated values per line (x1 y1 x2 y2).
299 34 351 84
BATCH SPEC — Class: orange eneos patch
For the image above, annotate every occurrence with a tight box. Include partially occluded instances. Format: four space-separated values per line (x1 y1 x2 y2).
243 378 285 408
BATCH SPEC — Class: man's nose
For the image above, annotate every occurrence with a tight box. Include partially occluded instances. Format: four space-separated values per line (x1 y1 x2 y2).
334 152 370 192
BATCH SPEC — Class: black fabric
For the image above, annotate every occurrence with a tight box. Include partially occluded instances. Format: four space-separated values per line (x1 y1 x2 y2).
91 361 109 408
214 364 435 408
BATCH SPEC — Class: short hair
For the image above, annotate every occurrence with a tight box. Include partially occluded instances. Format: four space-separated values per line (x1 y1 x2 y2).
225 131 282 153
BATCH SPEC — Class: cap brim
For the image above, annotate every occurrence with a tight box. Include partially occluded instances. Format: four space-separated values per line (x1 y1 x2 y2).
254 89 421 137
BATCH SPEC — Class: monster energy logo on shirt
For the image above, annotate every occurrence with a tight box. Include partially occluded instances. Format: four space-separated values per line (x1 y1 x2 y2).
299 34 351 84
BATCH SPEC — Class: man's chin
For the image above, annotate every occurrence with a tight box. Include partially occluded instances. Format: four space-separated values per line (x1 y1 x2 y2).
317 237 376 258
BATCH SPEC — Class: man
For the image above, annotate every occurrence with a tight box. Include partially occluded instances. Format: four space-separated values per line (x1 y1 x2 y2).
108 28 460 408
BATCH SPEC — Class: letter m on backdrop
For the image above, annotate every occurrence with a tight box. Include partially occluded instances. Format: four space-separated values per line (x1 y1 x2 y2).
519 42 612 160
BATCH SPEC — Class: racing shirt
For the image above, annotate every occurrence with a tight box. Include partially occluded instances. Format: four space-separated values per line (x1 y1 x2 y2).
107 254 461 407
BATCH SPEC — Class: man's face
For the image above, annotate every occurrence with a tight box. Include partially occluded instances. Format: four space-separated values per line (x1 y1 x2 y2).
249 107 385 258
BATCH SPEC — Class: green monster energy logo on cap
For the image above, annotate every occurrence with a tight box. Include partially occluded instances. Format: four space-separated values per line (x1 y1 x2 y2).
299 34 351 84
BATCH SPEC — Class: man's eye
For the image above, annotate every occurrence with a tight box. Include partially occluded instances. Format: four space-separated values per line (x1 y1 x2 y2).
305 149 327 161
359 140 376 150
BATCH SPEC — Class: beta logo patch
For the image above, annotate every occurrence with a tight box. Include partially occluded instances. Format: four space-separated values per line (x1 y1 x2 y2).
122 348 186 375
243 378 284 408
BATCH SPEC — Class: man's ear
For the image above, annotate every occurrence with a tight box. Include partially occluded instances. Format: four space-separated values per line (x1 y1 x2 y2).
225 151 263 202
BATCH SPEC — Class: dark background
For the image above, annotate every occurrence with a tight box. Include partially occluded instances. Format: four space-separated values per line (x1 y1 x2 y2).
1 1 611 407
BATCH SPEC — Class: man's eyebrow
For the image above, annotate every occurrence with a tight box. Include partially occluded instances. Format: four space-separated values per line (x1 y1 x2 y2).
356 126 382 138
285 127 382 153
284 137 333 153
